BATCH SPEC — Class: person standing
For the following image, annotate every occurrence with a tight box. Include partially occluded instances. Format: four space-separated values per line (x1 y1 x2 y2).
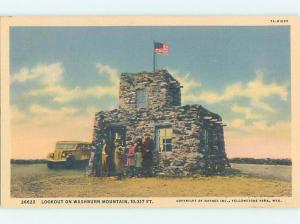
126 141 135 177
135 146 143 177
86 145 96 177
101 142 109 176
114 141 125 180
86 143 102 177
94 142 102 176
142 133 155 177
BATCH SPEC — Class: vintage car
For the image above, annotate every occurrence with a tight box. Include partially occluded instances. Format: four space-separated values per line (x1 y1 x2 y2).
46 141 92 169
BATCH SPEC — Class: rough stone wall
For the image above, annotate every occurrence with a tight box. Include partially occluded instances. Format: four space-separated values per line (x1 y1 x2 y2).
94 105 206 152
93 104 229 176
119 70 181 111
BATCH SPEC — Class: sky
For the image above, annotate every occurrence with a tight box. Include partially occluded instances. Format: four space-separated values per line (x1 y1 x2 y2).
10 26 290 159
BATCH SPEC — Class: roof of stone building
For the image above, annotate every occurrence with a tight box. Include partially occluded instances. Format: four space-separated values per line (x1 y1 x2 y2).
120 69 181 85
98 104 222 121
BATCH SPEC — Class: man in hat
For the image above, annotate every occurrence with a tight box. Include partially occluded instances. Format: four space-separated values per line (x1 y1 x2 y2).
142 133 155 177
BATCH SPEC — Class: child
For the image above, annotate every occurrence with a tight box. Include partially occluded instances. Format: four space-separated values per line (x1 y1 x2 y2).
126 141 135 177
135 145 143 177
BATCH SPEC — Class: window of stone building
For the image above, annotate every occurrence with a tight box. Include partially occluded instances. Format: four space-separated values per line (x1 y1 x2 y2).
157 127 173 152
202 128 210 150
136 89 148 108
203 129 208 146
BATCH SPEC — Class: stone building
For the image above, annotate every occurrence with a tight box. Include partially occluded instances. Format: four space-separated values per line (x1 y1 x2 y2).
93 70 230 176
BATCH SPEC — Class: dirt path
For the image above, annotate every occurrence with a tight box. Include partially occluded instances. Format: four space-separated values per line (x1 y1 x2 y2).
230 163 291 181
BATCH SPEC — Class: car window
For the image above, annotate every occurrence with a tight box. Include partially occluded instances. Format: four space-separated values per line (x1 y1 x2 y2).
56 143 76 149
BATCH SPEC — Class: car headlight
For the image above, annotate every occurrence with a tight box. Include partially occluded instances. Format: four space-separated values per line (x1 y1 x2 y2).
49 153 54 158
62 152 67 157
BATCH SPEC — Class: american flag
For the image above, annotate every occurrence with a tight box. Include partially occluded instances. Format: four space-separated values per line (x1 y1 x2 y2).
154 42 169 55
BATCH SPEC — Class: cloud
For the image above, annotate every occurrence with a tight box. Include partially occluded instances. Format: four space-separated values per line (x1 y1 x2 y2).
224 118 290 158
13 104 81 127
27 85 118 103
11 64 290 159
169 69 202 95
11 63 63 85
10 62 121 158
29 104 79 117
25 63 119 103
228 119 289 135
11 105 27 123
231 103 262 120
96 63 119 86
11 104 95 159
184 70 288 112
86 106 100 116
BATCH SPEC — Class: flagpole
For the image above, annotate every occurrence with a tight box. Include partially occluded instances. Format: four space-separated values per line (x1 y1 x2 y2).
153 41 156 73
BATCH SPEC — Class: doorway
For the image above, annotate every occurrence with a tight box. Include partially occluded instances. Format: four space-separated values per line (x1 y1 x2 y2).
103 124 126 175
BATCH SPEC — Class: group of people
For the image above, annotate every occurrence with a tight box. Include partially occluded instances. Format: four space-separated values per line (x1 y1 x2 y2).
87 133 155 180
125 133 155 178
